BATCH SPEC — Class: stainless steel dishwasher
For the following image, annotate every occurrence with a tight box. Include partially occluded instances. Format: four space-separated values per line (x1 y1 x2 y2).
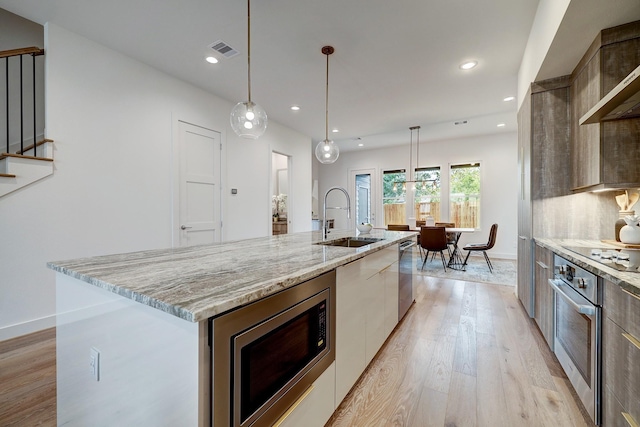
398 240 416 321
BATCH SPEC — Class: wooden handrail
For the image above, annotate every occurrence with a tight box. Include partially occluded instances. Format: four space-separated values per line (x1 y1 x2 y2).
15 138 54 155
0 152 53 162
0 47 44 59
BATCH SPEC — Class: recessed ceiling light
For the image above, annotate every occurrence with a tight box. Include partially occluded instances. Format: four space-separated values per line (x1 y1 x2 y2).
205 56 219 64
332 129 339 133
497 123 506 127
290 105 300 111
459 61 477 70
358 143 364 147
503 96 515 102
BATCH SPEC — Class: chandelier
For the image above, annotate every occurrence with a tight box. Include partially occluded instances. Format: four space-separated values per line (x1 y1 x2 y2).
393 126 436 192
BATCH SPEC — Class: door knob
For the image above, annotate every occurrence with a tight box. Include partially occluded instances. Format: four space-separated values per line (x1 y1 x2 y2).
181 225 192 230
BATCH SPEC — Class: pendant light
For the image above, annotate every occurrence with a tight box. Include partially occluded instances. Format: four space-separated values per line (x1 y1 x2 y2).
230 0 267 139
315 46 339 164
394 126 436 190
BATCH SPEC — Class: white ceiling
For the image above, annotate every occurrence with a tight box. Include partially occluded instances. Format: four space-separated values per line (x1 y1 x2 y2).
1 0 639 152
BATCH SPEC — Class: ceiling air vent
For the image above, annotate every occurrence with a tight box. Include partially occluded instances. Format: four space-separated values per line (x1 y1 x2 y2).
208 40 239 59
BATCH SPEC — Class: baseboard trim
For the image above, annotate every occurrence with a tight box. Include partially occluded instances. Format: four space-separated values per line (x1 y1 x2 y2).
0 314 56 342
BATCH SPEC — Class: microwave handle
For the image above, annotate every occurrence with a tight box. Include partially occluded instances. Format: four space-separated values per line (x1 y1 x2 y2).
548 279 596 316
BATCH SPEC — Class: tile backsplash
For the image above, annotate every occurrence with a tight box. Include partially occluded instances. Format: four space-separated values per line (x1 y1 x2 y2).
533 192 629 240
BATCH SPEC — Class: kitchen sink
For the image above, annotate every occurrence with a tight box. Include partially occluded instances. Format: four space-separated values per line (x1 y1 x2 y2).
316 237 385 248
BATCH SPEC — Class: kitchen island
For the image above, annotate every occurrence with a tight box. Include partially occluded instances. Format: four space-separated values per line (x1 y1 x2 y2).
48 229 415 427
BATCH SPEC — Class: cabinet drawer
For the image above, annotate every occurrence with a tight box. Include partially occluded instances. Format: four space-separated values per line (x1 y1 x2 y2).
604 282 640 339
604 318 640 425
604 385 640 427
274 362 336 427
360 245 397 279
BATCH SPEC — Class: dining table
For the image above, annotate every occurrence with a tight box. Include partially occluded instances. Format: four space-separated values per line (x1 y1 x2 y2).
440 227 475 270
376 225 475 270
409 226 474 270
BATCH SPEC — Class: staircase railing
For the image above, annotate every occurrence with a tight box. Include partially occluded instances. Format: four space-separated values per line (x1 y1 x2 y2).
1 46 45 158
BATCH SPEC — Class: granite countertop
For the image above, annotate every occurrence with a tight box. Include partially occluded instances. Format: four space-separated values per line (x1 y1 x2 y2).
47 230 416 323
535 238 640 298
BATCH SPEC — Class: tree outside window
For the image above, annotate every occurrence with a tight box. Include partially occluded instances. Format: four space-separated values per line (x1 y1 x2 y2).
414 167 441 222
382 170 406 225
450 163 480 228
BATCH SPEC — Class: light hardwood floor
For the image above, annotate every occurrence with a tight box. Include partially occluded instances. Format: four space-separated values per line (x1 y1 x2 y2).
0 275 592 427
326 274 594 427
0 327 56 426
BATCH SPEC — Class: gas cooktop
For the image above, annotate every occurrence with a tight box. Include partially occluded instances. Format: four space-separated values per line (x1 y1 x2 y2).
563 246 640 273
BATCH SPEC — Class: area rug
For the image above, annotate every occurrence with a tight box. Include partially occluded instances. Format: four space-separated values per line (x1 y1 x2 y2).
416 255 517 287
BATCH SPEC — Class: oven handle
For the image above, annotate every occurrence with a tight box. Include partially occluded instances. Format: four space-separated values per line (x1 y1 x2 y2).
548 279 596 316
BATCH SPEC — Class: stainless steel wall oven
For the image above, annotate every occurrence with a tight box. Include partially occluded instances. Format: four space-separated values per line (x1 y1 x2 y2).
550 254 602 425
210 270 336 427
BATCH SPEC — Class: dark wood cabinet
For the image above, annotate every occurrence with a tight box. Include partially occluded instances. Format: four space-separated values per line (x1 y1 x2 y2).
531 77 571 199
570 21 640 192
602 281 640 427
533 244 554 348
517 78 570 317
517 88 533 316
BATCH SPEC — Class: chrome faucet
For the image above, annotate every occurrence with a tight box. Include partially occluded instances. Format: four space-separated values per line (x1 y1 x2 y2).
322 187 351 239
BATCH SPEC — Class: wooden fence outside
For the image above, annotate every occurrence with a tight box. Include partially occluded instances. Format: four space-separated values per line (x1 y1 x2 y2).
383 200 478 228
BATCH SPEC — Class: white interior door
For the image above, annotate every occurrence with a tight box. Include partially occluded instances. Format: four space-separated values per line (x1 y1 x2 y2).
349 168 377 227
178 121 221 246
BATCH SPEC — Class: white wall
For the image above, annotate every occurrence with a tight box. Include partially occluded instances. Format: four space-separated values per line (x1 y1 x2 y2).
0 23 311 340
316 132 518 259
517 0 570 108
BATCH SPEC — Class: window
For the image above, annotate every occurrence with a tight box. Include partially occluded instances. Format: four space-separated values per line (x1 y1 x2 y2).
450 163 480 228
382 170 406 226
414 167 441 223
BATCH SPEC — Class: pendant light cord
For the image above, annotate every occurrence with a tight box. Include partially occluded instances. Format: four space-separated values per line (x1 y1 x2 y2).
325 50 329 142
409 125 421 183
321 46 334 143
247 0 252 103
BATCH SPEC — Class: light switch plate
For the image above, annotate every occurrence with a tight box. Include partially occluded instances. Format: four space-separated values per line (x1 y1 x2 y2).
90 347 100 381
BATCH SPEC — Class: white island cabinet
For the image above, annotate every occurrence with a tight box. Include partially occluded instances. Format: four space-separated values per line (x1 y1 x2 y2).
48 230 413 426
335 244 399 404
55 273 206 426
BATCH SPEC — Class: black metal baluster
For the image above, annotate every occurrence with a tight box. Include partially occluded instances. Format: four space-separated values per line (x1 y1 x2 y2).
32 53 36 157
20 54 23 155
5 57 8 154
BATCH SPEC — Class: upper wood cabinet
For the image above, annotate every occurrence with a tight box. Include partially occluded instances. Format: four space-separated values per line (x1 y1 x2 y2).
531 77 572 199
570 21 640 192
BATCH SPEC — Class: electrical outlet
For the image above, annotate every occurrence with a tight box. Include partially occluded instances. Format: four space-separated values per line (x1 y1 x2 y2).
90 347 100 381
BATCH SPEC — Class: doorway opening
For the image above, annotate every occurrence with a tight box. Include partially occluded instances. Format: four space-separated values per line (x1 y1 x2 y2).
350 168 377 228
271 152 290 235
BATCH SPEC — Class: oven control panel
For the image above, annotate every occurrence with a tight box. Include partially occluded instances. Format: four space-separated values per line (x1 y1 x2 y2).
553 254 601 305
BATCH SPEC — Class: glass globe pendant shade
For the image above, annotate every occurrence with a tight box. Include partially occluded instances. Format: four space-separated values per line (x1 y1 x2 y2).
315 139 339 164
230 101 268 139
